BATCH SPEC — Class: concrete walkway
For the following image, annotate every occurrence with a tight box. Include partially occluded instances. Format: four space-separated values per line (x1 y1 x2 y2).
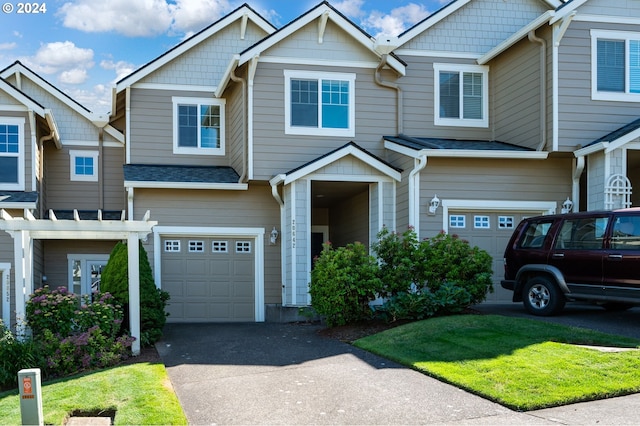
156 321 640 425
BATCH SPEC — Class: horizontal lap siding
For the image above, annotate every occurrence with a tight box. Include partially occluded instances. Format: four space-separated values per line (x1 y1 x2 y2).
418 157 572 237
558 21 640 150
131 184 281 304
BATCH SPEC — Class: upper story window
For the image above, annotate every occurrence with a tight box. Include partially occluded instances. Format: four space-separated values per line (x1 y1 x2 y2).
0 117 24 190
284 70 355 137
433 63 489 128
172 97 225 155
591 30 640 102
70 150 98 182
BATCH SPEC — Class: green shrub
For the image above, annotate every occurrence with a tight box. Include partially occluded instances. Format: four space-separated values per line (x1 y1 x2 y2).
25 286 78 338
100 241 170 346
370 227 421 298
309 242 382 327
0 321 42 391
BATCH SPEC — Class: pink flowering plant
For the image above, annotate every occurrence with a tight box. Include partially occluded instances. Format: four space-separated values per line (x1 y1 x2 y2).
26 286 78 337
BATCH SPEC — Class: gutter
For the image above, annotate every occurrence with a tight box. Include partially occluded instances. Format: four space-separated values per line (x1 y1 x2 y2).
572 156 585 212
528 30 547 151
269 174 286 307
374 54 403 135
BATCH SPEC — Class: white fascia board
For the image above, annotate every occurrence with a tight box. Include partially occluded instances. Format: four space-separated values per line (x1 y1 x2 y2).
216 55 240 98
124 181 248 190
574 142 608 157
0 202 37 210
154 225 264 237
104 125 125 144
478 11 554 65
0 80 45 116
43 110 61 148
282 145 401 185
116 7 275 92
442 198 557 213
384 141 548 159
604 128 640 153
550 0 589 24
397 0 472 47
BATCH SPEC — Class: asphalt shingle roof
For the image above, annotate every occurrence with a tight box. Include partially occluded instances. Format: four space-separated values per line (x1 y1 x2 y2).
384 135 534 151
123 164 240 184
586 118 640 147
0 191 38 203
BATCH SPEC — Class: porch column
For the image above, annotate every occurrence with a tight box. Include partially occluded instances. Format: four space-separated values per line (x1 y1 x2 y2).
13 230 25 337
127 233 141 355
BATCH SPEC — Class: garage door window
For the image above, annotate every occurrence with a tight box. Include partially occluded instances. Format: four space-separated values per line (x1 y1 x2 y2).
212 241 228 253
236 241 252 253
498 216 514 229
164 240 181 252
474 215 490 229
189 240 204 252
450 215 466 228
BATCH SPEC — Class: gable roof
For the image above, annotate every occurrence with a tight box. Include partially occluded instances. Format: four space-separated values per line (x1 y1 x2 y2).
574 118 640 157
237 1 406 75
0 61 120 143
270 141 402 186
115 3 276 92
384 135 548 159
397 0 563 50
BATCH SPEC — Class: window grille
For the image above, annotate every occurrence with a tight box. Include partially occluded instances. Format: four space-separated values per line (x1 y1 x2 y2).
605 174 632 209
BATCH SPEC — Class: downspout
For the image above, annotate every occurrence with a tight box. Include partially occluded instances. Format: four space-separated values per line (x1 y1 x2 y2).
408 154 427 233
528 30 547 151
572 156 585 212
230 65 247 183
98 127 104 210
38 129 54 219
375 54 403 135
270 176 286 307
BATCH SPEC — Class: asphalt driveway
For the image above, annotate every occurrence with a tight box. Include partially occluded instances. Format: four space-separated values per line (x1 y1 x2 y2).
156 314 640 425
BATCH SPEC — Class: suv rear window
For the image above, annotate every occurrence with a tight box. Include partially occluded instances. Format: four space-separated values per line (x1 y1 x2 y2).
554 217 608 250
519 221 553 248
611 216 640 249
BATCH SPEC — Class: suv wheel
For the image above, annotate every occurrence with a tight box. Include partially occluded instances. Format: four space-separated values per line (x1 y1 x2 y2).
522 277 565 316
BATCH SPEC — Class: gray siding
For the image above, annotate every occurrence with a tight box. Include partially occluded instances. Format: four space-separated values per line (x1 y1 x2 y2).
577 0 640 16
587 151 606 210
399 0 547 53
43 145 125 211
251 62 396 179
558 20 640 151
139 20 269 87
398 55 493 140
131 184 281 304
418 157 572 237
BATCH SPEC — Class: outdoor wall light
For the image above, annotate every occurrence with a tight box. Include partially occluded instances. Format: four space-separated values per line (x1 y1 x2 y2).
270 227 279 245
428 194 440 215
561 197 574 214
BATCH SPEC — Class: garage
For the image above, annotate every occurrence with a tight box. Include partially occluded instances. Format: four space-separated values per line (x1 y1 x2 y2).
446 210 529 303
161 236 255 322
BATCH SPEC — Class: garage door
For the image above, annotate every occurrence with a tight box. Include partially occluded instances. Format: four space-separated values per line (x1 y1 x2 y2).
448 211 527 303
161 237 255 322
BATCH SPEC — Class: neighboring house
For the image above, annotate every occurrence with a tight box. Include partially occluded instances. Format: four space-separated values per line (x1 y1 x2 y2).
1 0 639 344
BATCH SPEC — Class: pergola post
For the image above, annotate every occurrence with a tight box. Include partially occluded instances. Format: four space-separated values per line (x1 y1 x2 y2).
128 233 141 356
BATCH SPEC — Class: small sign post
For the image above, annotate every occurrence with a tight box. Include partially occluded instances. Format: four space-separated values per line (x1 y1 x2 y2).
18 368 43 426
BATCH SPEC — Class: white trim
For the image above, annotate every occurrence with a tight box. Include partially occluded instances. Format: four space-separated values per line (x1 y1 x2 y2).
433 63 489 128
69 149 99 182
574 141 609 157
172 97 226 156
1 263 11 327
441 199 557 233
394 50 480 59
0 79 46 116
573 15 640 26
590 29 640 102
124 181 248 190
131 83 217 92
0 104 30 112
549 0 587 24
259 56 383 69
61 140 122 148
152 226 265 322
283 70 356 138
0 116 25 191
66 254 109 296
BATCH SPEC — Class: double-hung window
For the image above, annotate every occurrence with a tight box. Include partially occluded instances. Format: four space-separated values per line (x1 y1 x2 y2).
592 30 640 101
172 97 225 155
0 117 24 190
434 64 489 127
70 150 99 182
284 70 355 137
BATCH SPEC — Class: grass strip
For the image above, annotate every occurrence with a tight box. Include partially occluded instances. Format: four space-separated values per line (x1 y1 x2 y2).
354 314 640 411
0 361 187 425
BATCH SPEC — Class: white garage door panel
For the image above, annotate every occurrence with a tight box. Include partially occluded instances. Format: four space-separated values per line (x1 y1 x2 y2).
162 236 255 322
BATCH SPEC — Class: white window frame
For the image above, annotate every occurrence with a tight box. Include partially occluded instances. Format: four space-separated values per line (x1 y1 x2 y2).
433 63 489 128
449 215 466 228
591 30 640 102
164 240 181 252
284 70 356 137
172 97 226 156
69 149 99 182
236 241 252 253
474 215 490 229
67 254 109 297
188 240 205 252
212 240 228 253
498 216 515 229
0 117 24 191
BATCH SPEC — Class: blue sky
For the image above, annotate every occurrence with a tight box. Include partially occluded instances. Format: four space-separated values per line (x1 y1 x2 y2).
0 0 449 113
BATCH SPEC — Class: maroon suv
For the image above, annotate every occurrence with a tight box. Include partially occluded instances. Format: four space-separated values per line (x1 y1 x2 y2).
502 208 640 315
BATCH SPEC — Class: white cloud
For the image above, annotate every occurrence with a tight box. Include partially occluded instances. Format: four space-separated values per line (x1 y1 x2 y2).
0 43 17 50
169 0 231 34
58 0 173 37
332 0 365 19
101 59 136 83
363 3 431 37
59 68 88 84
66 85 112 114
28 41 94 75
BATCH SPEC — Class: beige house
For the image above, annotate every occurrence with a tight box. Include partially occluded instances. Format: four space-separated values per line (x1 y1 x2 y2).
0 0 639 349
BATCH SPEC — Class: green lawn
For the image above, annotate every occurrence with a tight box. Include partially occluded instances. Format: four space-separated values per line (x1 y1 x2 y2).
354 314 640 411
0 361 187 425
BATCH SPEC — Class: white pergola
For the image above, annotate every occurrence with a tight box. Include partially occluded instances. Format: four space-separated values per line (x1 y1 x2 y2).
0 208 157 355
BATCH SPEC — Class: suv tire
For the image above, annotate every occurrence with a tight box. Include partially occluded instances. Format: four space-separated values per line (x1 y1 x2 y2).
522 276 565 316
